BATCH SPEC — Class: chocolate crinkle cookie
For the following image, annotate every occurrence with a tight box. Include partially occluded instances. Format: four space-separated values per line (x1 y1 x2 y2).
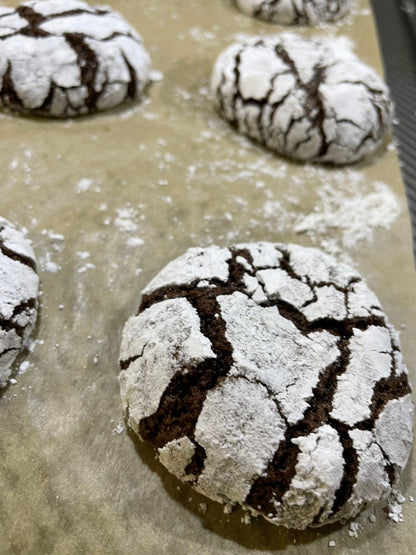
230 0 350 25
211 33 392 165
0 218 39 389
0 0 151 117
119 242 413 530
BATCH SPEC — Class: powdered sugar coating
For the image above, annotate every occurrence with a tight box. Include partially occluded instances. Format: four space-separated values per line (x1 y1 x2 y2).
119 242 413 529
120 297 215 428
211 33 392 165
230 0 350 25
219 292 340 424
194 376 286 504
0 217 39 388
0 0 151 117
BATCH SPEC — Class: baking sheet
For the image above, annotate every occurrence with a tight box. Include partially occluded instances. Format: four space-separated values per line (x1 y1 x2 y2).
0 1 415 553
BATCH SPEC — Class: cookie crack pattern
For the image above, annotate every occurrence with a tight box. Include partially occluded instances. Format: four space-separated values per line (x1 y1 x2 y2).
261 297 386 337
120 243 413 529
0 62 23 108
119 342 148 371
0 347 18 359
16 5 48 36
137 249 250 478
246 343 350 516
326 418 359 514
0 298 37 338
0 0 151 117
230 373 290 427
222 40 327 158
368 374 411 423
64 32 99 111
378 444 397 487
0 237 37 272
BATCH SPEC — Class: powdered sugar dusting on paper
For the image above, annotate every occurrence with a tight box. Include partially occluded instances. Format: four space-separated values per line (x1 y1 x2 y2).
247 164 403 263
295 180 401 252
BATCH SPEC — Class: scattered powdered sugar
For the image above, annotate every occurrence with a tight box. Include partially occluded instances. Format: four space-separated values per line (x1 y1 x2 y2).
112 206 146 249
77 263 96 275
114 208 139 233
113 423 125 435
188 26 216 42
75 178 94 194
295 180 401 251
39 251 61 274
76 251 96 274
186 115 401 263
252 166 401 263
126 237 145 248
37 230 65 274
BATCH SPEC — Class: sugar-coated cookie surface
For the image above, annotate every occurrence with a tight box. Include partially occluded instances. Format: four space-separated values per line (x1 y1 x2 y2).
119 242 413 529
0 218 39 388
0 0 151 117
230 0 350 25
211 34 392 165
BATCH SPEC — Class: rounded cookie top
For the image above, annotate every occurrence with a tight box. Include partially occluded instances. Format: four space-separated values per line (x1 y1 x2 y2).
119 242 413 529
0 0 151 117
230 0 350 25
211 33 392 165
0 217 39 388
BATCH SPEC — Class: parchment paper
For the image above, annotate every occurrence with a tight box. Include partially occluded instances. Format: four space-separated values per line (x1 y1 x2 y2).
0 1 415 553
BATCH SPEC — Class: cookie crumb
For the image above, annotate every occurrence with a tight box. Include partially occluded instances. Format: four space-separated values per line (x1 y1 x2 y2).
387 490 406 523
